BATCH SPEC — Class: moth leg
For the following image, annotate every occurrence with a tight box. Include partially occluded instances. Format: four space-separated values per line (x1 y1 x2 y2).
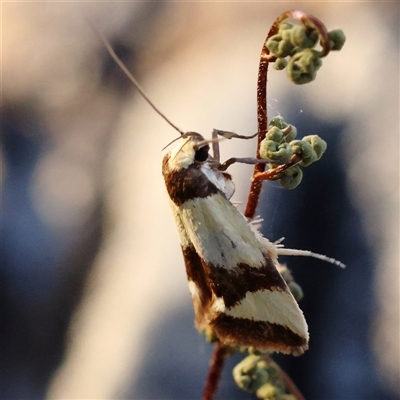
211 129 220 162
213 129 258 141
212 129 258 162
218 157 271 171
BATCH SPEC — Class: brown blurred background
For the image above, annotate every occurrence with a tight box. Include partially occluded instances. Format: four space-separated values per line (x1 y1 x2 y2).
1 2 399 399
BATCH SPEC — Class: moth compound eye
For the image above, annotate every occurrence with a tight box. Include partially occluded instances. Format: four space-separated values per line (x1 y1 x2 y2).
195 145 209 162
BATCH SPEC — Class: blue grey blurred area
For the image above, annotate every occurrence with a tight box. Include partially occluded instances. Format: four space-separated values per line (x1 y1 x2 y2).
1 3 398 400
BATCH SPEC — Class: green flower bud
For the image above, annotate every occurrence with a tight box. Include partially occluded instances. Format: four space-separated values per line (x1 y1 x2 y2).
276 264 292 283
290 139 316 166
265 124 284 143
286 48 322 84
260 140 277 160
282 124 297 142
257 360 269 370
233 355 269 393
275 143 293 163
268 116 288 130
328 29 346 50
290 25 318 49
260 140 293 164
278 23 293 32
302 135 327 161
274 57 288 70
247 346 263 355
256 383 276 399
266 28 295 58
281 27 293 43
279 165 303 189
288 281 304 302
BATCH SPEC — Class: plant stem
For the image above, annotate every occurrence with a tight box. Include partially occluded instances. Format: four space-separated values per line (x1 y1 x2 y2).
203 11 331 399
264 355 306 400
202 343 228 400
243 31 276 219
244 10 330 220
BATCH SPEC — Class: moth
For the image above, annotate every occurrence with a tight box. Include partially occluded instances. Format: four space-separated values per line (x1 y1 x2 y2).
162 132 344 356
163 132 309 355
94 26 344 356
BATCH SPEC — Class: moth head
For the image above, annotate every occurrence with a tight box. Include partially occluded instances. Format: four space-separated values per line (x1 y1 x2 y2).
168 132 210 169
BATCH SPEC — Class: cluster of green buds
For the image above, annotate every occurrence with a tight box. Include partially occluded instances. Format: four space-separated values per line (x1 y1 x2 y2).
266 22 345 84
233 354 296 400
259 116 327 189
276 263 304 302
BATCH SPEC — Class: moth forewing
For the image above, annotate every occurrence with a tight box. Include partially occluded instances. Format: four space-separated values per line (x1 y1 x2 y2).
162 133 309 356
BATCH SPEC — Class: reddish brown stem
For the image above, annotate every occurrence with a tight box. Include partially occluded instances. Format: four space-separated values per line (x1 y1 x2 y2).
254 155 302 182
202 343 228 400
244 10 330 220
263 355 306 400
279 367 306 400
203 12 330 399
243 37 276 219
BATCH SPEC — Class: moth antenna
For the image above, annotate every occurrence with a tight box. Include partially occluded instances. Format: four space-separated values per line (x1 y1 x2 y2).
169 138 192 162
161 133 221 153
89 21 185 136
161 135 184 151
276 248 346 268
194 137 225 151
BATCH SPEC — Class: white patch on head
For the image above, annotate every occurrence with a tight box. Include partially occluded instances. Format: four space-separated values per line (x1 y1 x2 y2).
224 289 308 339
168 137 196 169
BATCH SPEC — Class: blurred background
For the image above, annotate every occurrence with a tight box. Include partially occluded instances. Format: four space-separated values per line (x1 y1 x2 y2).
1 2 399 399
